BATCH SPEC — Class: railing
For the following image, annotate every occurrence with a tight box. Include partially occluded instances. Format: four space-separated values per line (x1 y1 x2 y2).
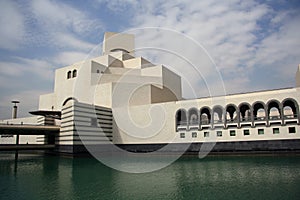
176 121 188 126
269 116 281 120
200 120 210 125
253 117 266 121
226 119 238 123
240 118 252 122
189 121 199 125
213 120 223 124
284 114 297 119
0 123 57 127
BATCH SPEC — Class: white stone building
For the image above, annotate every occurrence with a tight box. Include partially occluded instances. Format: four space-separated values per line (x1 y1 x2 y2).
1 32 300 154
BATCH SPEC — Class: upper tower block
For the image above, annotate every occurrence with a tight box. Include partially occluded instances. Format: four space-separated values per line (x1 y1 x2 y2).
102 32 135 56
296 64 300 88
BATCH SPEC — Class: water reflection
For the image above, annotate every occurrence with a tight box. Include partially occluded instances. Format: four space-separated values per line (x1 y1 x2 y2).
1 154 300 200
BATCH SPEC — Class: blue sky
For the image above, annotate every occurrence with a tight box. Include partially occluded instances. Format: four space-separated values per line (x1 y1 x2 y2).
0 0 300 119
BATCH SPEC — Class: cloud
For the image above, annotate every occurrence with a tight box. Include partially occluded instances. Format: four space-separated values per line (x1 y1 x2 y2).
29 0 103 51
0 57 55 81
115 0 300 97
0 0 25 50
96 0 138 12
54 51 90 66
53 32 95 51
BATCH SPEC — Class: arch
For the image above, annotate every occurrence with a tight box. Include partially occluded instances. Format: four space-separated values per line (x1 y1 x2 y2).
282 98 299 118
226 104 238 122
239 102 251 121
62 97 78 106
72 69 77 78
110 48 130 53
213 105 224 123
188 107 199 125
267 99 281 119
200 107 211 125
175 109 188 126
67 71 72 79
252 101 266 120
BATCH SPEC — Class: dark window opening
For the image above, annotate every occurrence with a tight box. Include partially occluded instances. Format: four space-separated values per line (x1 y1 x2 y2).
180 133 185 138
204 132 209 137
67 71 72 79
289 127 296 134
230 130 236 136
258 129 264 135
244 129 250 136
273 128 280 134
72 70 77 78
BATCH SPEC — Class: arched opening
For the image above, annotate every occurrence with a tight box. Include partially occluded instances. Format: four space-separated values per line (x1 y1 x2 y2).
200 107 211 125
176 109 188 131
267 100 281 120
283 106 293 117
282 99 298 119
226 104 237 122
213 106 224 124
62 97 78 106
257 108 266 118
72 70 77 78
239 103 251 122
67 71 71 79
188 108 199 125
253 102 266 121
110 48 130 53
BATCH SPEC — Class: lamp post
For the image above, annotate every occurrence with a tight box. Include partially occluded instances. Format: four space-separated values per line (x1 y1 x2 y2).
11 100 20 119
11 101 20 160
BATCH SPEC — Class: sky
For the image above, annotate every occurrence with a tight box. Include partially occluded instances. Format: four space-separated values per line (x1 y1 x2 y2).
0 0 300 119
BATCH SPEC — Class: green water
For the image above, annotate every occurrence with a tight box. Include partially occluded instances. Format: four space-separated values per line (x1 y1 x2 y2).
1 153 300 200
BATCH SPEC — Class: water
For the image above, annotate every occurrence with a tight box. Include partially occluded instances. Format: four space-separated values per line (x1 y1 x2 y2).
1 153 300 200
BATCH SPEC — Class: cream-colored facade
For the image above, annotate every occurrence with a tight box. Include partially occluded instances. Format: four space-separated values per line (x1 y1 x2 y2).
1 32 300 153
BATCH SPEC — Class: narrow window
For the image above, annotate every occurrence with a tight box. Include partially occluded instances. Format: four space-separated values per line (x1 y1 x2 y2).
204 132 209 137
244 129 250 136
96 69 100 73
67 71 71 79
192 132 197 138
289 127 296 134
72 70 77 78
180 133 185 138
273 128 280 134
217 131 222 137
258 129 264 135
230 130 236 136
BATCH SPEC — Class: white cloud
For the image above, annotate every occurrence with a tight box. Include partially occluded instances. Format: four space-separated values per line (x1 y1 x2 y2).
0 57 55 81
0 0 25 50
30 0 103 51
54 51 90 66
53 32 95 51
115 0 300 97
96 0 138 12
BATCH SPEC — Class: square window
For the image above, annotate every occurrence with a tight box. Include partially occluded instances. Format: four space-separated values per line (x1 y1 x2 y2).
258 129 264 135
244 129 250 136
204 132 209 137
273 128 280 134
289 127 296 134
180 133 185 138
192 132 197 138
230 130 236 136
217 131 222 137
